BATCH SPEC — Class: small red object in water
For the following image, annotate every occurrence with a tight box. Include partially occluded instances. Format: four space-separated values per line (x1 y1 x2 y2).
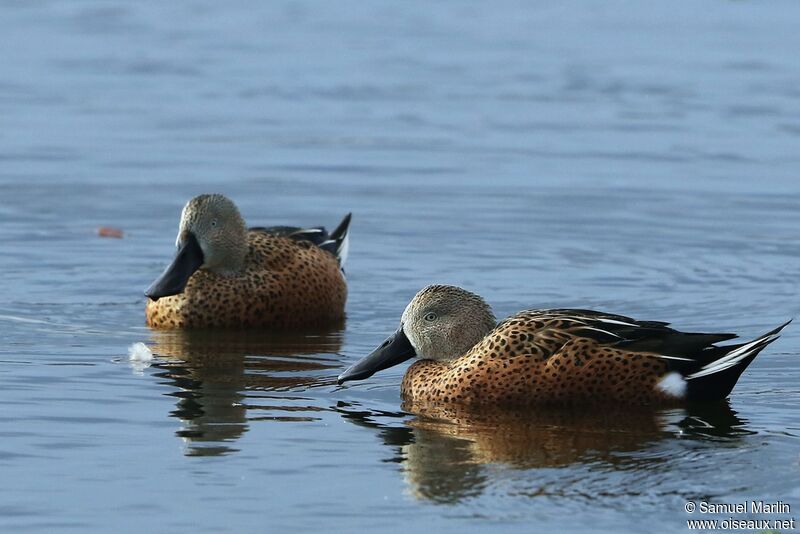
97 227 124 238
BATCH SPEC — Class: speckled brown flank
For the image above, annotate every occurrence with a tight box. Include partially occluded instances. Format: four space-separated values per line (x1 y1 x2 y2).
400 312 675 406
146 232 346 329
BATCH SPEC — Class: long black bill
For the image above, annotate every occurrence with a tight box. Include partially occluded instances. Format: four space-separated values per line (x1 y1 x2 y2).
144 233 204 301
337 328 416 384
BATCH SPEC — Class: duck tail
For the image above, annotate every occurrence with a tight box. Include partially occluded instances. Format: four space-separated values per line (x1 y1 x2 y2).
685 320 791 402
324 213 351 268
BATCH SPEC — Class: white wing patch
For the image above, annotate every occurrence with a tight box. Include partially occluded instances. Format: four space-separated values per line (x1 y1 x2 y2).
655 372 687 398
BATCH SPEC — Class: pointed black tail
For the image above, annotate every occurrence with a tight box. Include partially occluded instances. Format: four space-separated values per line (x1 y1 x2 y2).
686 320 791 402
320 213 351 267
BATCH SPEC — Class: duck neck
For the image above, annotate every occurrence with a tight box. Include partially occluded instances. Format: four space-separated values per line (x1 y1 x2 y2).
204 231 248 276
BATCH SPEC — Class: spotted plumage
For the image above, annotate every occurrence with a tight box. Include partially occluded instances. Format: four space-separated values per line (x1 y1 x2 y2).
339 285 789 406
145 194 350 329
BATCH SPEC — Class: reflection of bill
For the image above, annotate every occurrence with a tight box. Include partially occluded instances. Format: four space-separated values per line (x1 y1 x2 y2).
339 400 748 504
148 328 343 456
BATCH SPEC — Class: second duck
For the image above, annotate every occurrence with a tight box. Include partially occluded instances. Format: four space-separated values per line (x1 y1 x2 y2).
145 194 350 329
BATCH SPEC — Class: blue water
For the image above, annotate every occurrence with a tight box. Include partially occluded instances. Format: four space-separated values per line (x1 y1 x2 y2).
1 1 799 532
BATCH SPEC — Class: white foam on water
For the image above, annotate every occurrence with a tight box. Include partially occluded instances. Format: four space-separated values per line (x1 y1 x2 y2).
128 342 153 362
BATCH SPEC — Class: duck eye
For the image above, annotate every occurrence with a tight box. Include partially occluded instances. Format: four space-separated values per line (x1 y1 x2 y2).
423 312 437 322
210 220 218 228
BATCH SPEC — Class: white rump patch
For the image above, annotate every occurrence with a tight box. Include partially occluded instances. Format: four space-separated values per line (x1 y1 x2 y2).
656 372 687 398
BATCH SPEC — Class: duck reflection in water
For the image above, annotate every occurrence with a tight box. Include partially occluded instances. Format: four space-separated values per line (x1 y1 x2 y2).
336 400 750 504
149 328 343 456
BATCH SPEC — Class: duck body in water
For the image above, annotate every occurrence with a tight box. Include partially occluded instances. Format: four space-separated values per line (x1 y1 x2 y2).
338 285 789 406
145 194 350 329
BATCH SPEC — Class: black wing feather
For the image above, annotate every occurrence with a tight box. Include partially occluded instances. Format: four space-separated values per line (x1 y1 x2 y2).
249 212 351 267
534 308 738 365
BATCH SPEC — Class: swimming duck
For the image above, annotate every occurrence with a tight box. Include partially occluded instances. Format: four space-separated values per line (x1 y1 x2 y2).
338 285 789 405
145 194 350 329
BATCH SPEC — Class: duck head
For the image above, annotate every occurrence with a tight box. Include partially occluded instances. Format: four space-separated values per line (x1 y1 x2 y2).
145 194 248 301
338 285 497 384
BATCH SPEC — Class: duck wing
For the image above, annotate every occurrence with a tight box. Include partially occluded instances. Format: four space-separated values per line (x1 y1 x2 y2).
250 213 351 267
527 308 737 358
510 309 789 401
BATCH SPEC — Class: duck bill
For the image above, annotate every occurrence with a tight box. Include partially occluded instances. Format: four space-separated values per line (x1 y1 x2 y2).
338 328 416 384
145 233 204 301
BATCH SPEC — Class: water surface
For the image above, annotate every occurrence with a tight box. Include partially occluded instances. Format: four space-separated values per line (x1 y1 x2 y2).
1 1 799 532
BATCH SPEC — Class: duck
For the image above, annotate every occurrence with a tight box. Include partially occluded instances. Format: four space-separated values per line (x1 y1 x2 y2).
145 194 350 329
338 284 790 405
